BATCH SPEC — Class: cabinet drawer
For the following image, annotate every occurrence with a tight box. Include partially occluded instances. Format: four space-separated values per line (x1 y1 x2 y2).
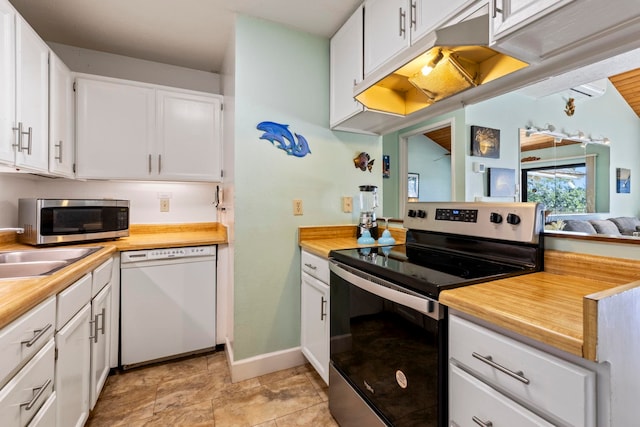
26 391 55 427
57 273 91 330
0 296 55 389
91 257 113 297
0 339 54 427
301 251 329 283
450 315 595 427
450 364 554 427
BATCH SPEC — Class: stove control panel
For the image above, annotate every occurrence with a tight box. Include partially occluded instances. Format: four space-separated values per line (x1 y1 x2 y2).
404 202 543 243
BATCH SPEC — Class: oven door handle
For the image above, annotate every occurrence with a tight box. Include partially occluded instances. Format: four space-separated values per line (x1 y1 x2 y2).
330 261 441 320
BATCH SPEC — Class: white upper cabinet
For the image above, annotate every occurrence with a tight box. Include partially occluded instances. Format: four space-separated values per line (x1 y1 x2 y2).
156 90 222 181
75 76 155 180
48 52 75 178
330 5 364 128
491 0 575 39
0 0 16 165
75 75 223 182
364 0 409 76
413 0 477 41
0 1 49 173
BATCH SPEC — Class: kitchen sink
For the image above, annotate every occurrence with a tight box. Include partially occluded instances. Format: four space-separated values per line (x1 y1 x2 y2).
0 247 101 264
0 261 69 279
0 247 102 279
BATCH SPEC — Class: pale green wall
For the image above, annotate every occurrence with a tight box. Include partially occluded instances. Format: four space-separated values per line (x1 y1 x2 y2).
407 134 451 201
232 16 380 360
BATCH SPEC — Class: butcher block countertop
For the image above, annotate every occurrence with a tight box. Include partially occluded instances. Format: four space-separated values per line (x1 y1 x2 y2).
298 224 406 258
0 222 227 330
441 250 640 361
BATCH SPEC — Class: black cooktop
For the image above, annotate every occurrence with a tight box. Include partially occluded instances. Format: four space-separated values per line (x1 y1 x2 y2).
329 245 533 299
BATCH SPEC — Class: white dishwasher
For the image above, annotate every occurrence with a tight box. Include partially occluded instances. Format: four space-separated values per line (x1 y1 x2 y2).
120 245 216 369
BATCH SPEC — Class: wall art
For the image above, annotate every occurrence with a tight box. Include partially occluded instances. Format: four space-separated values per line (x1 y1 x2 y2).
488 167 516 197
353 152 375 172
470 125 500 158
408 173 419 198
256 121 311 157
616 168 631 193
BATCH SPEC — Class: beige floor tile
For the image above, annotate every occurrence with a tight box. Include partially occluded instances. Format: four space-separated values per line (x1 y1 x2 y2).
87 384 157 426
126 400 215 427
213 373 323 427
273 402 338 427
305 370 329 402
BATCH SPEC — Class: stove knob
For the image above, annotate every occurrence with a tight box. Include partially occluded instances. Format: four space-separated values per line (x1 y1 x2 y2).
417 210 426 218
408 209 417 218
507 213 521 225
490 212 503 223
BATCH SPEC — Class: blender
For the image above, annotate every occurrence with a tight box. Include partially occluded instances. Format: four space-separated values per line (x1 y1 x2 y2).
357 185 379 239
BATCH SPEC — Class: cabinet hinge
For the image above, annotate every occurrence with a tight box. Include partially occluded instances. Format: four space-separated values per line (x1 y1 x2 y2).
73 163 76 174
73 81 76 92
220 170 224 178
220 103 223 111
55 347 58 361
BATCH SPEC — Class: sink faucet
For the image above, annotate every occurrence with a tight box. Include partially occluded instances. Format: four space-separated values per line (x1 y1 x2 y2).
0 228 24 234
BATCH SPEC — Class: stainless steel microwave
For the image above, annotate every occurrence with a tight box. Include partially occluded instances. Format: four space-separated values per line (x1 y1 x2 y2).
18 198 130 246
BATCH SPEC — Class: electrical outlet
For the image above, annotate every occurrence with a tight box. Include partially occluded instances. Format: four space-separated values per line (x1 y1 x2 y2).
293 199 303 216
160 198 170 212
342 197 353 213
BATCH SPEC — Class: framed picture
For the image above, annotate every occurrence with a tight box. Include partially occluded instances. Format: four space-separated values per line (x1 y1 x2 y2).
383 155 390 178
408 173 419 198
616 168 631 193
488 167 516 197
471 125 500 158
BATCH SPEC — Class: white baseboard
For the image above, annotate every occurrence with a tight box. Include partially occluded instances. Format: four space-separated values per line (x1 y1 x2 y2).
225 337 306 383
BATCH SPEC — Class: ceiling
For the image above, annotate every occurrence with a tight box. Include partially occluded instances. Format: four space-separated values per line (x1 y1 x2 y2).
609 68 640 117
8 0 362 73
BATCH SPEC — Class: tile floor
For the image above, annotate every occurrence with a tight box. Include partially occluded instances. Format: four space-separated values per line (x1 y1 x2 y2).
86 351 339 427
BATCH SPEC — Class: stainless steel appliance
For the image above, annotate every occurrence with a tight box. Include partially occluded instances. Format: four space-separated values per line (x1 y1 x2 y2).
357 185 379 239
329 202 544 427
120 246 216 369
18 198 129 246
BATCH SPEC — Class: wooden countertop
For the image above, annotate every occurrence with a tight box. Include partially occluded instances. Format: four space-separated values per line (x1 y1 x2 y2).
0 222 227 330
441 250 640 361
298 224 406 258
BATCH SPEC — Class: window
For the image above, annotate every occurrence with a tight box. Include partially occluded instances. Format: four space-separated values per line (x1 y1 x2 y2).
522 163 589 214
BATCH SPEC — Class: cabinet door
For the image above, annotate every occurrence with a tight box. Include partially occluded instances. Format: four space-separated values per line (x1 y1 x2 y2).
14 16 48 172
492 0 575 39
364 0 409 76
48 52 75 178
155 90 222 181
412 0 473 42
90 283 111 410
330 5 364 128
301 272 329 384
0 0 15 165
55 304 90 427
75 77 155 179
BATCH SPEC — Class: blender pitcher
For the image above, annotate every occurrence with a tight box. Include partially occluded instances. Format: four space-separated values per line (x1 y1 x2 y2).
357 185 379 239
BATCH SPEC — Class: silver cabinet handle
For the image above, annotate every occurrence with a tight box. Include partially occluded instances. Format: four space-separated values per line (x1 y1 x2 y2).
90 308 107 343
304 263 317 270
158 154 162 173
98 307 106 335
320 296 327 321
472 415 493 427
410 1 417 29
148 154 152 174
25 126 33 154
492 0 503 18
55 140 63 163
20 378 51 410
21 324 52 348
472 352 530 384
399 8 406 37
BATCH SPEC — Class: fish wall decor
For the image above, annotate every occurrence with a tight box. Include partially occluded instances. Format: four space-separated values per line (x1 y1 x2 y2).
256 121 311 158
354 152 375 172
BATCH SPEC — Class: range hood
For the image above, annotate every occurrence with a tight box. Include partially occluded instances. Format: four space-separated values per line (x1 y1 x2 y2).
355 14 529 116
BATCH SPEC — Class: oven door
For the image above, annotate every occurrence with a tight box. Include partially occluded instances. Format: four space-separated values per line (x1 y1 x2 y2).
329 260 447 427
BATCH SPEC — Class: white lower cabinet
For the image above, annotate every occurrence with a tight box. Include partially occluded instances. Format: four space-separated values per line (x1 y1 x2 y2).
26 392 56 427
449 314 596 427
300 250 330 384
0 339 55 427
89 282 111 409
55 303 91 427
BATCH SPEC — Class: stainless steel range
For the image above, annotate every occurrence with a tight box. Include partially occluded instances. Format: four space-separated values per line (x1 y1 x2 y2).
328 202 544 427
